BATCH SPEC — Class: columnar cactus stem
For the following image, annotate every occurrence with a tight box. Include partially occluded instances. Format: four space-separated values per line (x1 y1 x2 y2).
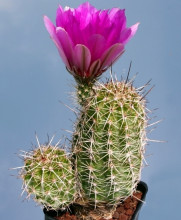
73 80 147 208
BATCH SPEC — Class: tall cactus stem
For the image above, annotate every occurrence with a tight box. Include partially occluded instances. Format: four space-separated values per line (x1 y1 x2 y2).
73 79 147 211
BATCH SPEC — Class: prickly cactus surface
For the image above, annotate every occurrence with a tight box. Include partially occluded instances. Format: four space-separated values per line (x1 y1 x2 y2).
73 81 146 206
21 145 76 210
76 82 95 106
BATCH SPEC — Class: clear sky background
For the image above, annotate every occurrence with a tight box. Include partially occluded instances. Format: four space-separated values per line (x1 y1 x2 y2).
0 0 180 219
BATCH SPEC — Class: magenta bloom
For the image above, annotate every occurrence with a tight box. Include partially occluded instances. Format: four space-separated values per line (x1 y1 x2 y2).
44 2 139 80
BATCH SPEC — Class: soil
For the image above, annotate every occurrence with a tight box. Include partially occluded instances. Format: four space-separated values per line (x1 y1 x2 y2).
55 191 142 220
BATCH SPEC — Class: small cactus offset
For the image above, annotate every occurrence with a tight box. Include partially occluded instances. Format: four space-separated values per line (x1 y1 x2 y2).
20 145 76 210
73 80 147 208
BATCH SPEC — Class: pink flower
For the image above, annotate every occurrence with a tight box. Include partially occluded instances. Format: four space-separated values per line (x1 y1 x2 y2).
44 2 139 81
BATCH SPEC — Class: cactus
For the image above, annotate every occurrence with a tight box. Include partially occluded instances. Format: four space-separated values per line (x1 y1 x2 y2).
20 145 76 210
73 79 147 208
14 3 149 219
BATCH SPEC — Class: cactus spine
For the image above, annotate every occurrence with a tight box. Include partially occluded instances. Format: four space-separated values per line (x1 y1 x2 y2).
21 145 76 210
73 80 146 207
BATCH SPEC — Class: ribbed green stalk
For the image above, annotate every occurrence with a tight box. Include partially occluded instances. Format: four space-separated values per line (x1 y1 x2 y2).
21 145 76 210
76 81 95 106
73 81 146 206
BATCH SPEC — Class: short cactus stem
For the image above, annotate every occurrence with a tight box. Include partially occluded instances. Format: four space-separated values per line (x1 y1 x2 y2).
73 80 147 207
20 145 76 210
76 80 96 106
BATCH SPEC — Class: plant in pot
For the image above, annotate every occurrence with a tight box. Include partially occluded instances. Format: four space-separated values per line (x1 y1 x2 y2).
15 2 150 220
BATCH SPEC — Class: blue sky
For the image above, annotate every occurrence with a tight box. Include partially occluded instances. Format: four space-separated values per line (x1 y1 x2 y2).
1 0 181 219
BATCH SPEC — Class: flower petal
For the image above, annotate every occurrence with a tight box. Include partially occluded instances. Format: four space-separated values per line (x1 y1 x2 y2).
120 22 140 45
56 7 82 46
100 43 124 69
56 27 74 65
109 8 126 33
98 10 110 29
89 60 101 77
74 44 91 76
76 2 97 14
56 5 64 27
109 8 122 20
105 9 126 46
44 15 56 37
76 2 97 30
130 22 140 38
87 34 106 62
44 16 70 68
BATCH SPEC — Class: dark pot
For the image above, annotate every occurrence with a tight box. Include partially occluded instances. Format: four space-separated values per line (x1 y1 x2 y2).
44 181 148 220
131 181 148 220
